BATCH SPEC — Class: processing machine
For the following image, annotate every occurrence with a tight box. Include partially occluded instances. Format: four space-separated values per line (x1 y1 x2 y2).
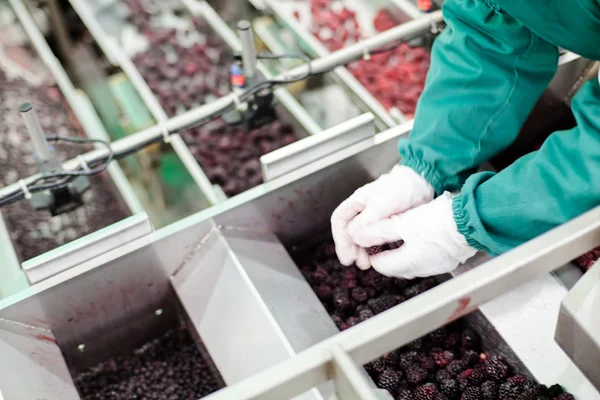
0 0 599 399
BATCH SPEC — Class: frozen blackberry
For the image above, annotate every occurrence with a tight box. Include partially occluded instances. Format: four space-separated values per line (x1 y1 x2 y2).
499 381 523 398
377 370 403 395
439 379 459 399
446 360 467 377
312 266 331 285
461 350 480 367
358 308 375 322
461 387 482 400
507 374 527 386
428 327 449 346
397 388 414 400
433 350 455 368
406 365 429 386
436 369 452 383
457 369 487 390
421 355 436 372
481 381 498 400
352 287 369 303
365 359 387 377
414 383 439 400
554 394 575 400
484 356 510 382
419 277 438 292
461 329 480 351
436 394 450 400
367 294 398 314
399 351 420 369
382 350 401 367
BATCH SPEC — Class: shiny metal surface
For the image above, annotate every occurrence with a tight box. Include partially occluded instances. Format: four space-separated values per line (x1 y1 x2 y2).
556 260 600 392
20 103 53 162
260 113 375 181
21 213 153 284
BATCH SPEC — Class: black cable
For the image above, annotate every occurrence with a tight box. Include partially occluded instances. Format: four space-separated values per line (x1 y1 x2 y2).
0 41 409 208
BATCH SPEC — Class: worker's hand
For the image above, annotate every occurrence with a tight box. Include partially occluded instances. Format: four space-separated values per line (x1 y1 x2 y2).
331 165 434 269
349 193 477 279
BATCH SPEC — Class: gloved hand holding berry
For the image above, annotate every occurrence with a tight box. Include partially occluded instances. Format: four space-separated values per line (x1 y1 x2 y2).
330 165 434 270
349 193 478 279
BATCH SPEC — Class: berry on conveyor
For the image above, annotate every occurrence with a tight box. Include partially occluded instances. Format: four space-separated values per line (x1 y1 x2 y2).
439 379 460 399
290 239 575 400
485 356 510 382
433 350 455 368
457 369 487 391
436 370 453 383
366 239 405 256
415 383 439 400
378 370 403 395
499 381 523 399
507 374 527 386
367 294 399 314
461 387 482 400
365 359 387 378
406 365 429 386
399 351 420 369
74 327 224 399
446 360 467 377
545 384 564 397
480 381 499 400
397 388 414 400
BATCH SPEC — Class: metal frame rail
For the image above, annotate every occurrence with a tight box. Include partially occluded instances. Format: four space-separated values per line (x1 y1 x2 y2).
0 10 442 200
201 204 600 400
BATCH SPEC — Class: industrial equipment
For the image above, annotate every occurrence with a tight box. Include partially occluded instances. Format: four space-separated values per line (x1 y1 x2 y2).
0 0 599 399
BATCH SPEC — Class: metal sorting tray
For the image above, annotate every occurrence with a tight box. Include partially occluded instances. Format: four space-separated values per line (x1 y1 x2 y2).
556 259 600 392
66 0 325 197
264 0 436 127
0 0 138 296
3 123 600 399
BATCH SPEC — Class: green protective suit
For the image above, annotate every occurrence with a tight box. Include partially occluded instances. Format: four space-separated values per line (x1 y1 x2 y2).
399 0 600 255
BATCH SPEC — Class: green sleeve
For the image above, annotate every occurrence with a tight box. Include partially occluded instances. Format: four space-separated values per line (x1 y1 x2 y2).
399 0 559 195
454 77 600 255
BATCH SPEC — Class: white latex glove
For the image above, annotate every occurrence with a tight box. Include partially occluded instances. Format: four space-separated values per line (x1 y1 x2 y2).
349 192 477 279
330 165 434 269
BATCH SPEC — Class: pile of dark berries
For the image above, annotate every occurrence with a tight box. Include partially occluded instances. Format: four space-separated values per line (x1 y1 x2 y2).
123 0 299 197
0 70 130 262
181 119 297 197
124 0 231 117
74 327 224 400
573 247 599 272
293 240 575 400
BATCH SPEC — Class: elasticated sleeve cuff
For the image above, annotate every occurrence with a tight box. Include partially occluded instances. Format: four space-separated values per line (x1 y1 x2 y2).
452 172 499 256
400 154 445 196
